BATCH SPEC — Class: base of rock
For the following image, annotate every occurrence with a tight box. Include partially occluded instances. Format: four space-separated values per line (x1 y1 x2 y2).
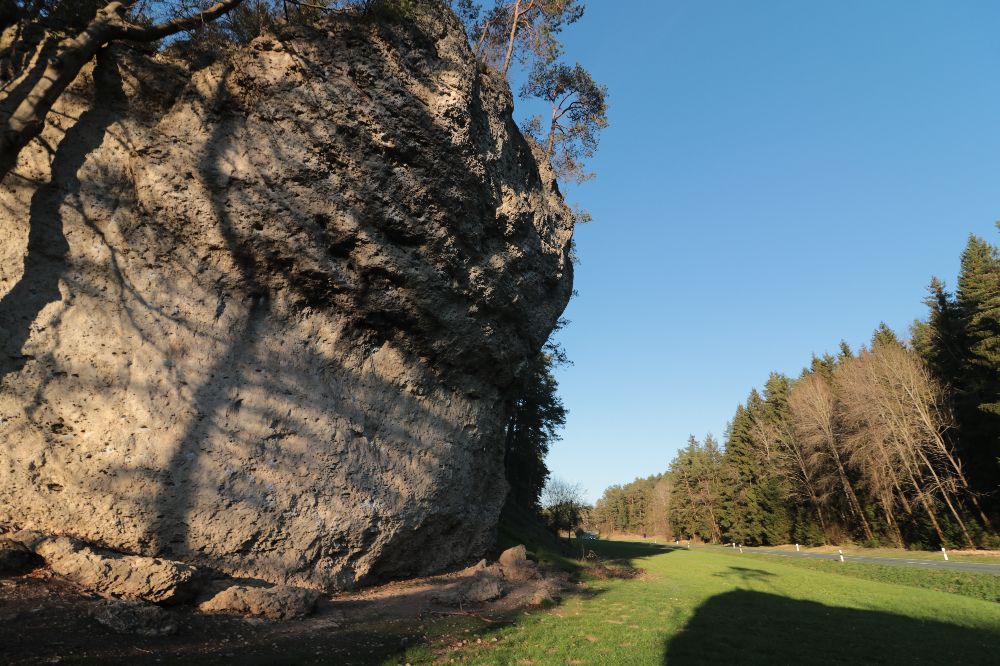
498 545 540 581
462 569 506 603
199 584 319 621
9 531 202 603
0 539 43 576
91 599 179 637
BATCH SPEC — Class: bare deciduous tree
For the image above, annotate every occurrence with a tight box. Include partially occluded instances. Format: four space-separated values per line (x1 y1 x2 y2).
836 342 980 548
542 477 586 539
789 372 876 542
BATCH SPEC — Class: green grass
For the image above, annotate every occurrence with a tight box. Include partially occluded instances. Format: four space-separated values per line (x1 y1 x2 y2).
753 555 1000 603
390 539 1000 665
763 544 1000 564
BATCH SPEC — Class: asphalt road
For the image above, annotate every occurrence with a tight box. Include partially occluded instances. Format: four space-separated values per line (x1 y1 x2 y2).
668 543 1000 575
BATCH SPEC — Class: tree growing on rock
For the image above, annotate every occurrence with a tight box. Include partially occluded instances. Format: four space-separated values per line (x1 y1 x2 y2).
0 0 249 184
462 0 583 77
521 60 606 183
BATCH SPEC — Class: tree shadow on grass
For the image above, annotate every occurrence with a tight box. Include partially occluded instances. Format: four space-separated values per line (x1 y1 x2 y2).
664 590 999 665
711 566 777 588
581 539 677 564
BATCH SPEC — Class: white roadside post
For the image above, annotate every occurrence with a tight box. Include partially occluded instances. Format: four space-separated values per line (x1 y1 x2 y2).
838 549 845 562
942 547 949 561
687 541 691 550
795 543 800 552
739 545 743 554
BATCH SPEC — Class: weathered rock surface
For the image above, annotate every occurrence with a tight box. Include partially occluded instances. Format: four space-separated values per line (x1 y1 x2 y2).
0 2 573 591
498 544 539 581
14 532 201 603
91 599 179 636
199 584 319 620
462 568 506 603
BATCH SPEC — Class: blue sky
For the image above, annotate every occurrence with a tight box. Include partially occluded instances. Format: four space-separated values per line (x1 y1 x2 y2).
520 0 1000 503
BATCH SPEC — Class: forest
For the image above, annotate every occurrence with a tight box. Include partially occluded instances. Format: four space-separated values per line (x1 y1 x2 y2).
592 229 1000 550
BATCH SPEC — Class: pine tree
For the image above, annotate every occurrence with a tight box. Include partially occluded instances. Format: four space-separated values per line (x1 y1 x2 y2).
952 233 1000 504
503 347 567 510
957 234 1000 415
912 277 963 384
872 322 902 348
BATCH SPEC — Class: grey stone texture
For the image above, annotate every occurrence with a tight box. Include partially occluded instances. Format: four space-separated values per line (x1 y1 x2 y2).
0 3 573 591
199 584 319 620
13 532 202 603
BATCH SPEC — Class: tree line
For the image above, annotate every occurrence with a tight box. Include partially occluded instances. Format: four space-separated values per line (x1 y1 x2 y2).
594 229 1000 550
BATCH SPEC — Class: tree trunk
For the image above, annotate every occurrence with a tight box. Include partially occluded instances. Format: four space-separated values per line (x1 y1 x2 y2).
0 0 245 184
913 445 976 548
500 0 523 77
546 101 557 157
826 439 875 542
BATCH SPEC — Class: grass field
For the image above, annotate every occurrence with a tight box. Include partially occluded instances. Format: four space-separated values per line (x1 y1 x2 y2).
761 544 1000 564
751 555 1000 603
392 539 1000 665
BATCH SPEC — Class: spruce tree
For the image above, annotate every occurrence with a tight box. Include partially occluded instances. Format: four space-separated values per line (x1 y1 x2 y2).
872 322 902 348
912 277 963 383
952 233 1000 501
503 347 568 511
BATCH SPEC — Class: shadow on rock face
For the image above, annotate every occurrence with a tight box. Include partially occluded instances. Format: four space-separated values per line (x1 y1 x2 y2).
0 4 575 591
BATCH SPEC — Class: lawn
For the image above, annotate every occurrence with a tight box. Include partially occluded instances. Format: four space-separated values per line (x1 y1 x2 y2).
391 539 1000 665
753 555 1000 603
760 544 1000 565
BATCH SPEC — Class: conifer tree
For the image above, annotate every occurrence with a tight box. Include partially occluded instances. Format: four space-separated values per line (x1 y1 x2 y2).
521 61 608 183
952 232 1000 504
503 340 568 511
872 322 902 348
956 234 1000 416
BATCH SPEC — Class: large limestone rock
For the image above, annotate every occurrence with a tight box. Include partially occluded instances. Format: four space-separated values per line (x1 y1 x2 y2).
0 4 573 591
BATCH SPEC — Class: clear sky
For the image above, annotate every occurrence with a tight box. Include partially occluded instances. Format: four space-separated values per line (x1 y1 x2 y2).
525 0 1000 503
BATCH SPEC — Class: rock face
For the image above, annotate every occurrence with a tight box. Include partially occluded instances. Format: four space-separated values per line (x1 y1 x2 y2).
0 4 574 591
